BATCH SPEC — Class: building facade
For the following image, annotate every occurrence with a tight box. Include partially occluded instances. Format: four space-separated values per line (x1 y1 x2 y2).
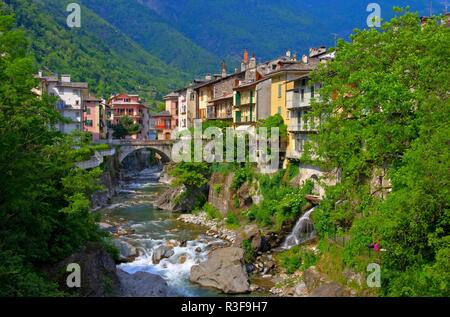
38 74 88 134
83 95 108 141
163 92 179 131
150 111 172 140
108 93 147 139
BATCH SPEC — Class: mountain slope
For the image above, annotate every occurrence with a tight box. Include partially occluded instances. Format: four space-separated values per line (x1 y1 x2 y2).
8 0 188 100
80 0 220 77
138 0 440 61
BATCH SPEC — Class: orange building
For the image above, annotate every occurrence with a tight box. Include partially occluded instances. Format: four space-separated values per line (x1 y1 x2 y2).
108 93 147 139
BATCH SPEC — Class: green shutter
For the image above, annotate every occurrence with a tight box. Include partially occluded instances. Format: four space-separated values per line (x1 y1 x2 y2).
235 92 241 106
249 90 253 122
235 111 241 123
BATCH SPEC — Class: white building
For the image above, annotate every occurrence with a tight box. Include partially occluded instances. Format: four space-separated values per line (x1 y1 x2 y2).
38 73 88 134
177 80 203 131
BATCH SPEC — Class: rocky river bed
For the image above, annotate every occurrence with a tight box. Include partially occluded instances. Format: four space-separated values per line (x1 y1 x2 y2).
96 166 358 297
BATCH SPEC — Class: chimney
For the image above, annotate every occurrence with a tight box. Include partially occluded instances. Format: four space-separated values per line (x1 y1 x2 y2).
61 74 71 83
38 70 43 78
243 49 249 64
286 50 291 58
302 55 308 64
205 74 212 81
221 60 227 78
248 52 256 69
292 53 297 61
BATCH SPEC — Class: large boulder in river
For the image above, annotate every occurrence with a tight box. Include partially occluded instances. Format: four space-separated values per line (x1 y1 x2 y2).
189 247 250 294
152 245 175 264
46 242 121 296
117 270 177 297
154 185 207 212
113 239 138 262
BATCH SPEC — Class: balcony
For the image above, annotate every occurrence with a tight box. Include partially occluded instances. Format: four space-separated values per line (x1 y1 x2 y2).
155 124 171 130
286 93 311 109
288 122 316 132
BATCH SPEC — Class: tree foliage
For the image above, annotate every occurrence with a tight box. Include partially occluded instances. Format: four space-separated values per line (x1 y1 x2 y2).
309 11 450 296
0 8 104 296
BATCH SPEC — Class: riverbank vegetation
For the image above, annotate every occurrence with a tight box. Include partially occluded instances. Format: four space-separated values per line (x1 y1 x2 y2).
305 11 450 296
0 11 110 296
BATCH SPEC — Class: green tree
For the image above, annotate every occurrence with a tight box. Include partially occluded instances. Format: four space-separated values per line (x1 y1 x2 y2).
308 10 449 296
0 8 104 296
111 115 141 139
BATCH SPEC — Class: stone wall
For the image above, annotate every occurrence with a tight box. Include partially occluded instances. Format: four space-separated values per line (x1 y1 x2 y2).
208 172 235 215
291 164 339 198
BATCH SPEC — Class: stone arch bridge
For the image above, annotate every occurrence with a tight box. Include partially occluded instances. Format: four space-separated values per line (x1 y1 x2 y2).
96 139 175 164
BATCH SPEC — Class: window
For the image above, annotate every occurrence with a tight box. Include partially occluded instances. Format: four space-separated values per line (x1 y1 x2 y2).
278 106 281 114
235 92 241 106
190 93 195 101
311 85 315 98
235 111 241 123
301 89 305 102
86 108 91 115
278 84 282 98
85 120 93 127
301 79 307 86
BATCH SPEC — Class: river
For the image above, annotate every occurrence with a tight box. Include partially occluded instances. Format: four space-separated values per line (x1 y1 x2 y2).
99 167 225 296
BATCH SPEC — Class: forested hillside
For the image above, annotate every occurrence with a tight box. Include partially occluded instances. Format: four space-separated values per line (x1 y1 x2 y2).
138 0 440 61
80 0 221 77
8 0 188 100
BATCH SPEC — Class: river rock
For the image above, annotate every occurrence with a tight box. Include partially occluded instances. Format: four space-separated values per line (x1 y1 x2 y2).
45 242 121 296
294 282 308 297
154 185 207 212
178 255 187 264
189 247 250 294
117 270 177 297
233 224 261 251
113 239 137 262
309 282 350 297
152 245 175 264
304 266 327 291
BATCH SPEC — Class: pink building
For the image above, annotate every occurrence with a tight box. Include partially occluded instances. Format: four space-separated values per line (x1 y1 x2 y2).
83 95 107 141
108 93 147 139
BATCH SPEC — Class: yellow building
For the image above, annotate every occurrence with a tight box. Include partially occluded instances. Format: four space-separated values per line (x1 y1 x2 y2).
197 83 213 121
267 56 319 162
233 82 257 126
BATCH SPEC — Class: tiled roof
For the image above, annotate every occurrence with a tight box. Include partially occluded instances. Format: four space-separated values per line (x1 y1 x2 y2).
151 111 171 117
84 95 101 101
163 91 180 99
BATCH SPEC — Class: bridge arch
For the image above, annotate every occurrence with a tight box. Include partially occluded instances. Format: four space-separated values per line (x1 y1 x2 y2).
119 145 172 164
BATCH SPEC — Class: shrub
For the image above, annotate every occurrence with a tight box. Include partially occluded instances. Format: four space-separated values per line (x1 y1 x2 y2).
242 239 255 264
213 184 222 194
204 203 221 219
276 246 318 274
226 211 240 228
